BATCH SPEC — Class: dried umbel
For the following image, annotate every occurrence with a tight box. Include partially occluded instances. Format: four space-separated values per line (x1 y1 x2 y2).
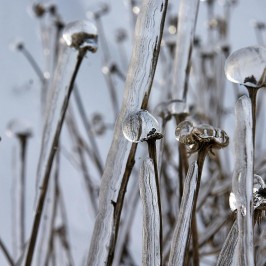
62 20 98 53
175 121 229 153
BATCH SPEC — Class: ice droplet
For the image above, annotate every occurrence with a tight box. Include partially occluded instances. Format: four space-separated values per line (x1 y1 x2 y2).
225 46 266 88
63 20 98 52
122 110 160 143
175 121 194 144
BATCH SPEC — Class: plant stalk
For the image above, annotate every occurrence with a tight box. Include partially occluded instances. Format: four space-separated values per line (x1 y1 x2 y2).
24 49 86 266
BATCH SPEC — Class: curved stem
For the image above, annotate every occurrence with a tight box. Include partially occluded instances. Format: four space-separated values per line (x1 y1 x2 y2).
24 49 85 266
191 146 208 266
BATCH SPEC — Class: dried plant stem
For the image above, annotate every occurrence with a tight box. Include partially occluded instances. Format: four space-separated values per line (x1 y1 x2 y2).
73 86 103 175
18 136 28 252
87 1 168 264
191 147 208 266
24 49 86 266
247 88 258 149
147 139 163 261
106 143 137 266
20 46 44 82
0 237 15 266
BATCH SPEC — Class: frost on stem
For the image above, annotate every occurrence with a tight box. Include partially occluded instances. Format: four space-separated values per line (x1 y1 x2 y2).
63 20 98 53
225 46 266 89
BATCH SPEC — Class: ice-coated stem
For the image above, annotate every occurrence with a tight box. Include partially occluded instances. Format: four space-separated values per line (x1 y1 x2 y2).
139 158 162 266
171 0 200 101
147 140 163 260
247 87 258 148
24 48 86 266
216 218 237 266
87 1 168 265
0 237 15 266
191 147 209 266
18 135 29 252
168 162 198 266
232 95 254 266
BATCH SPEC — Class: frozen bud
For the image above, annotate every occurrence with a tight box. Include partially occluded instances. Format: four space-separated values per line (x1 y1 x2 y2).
225 46 266 89
122 110 162 143
63 20 98 53
6 119 32 139
32 3 46 17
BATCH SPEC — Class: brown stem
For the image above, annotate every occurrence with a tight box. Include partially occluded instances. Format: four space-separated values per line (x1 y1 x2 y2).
106 143 137 266
191 146 208 266
247 87 258 149
0 237 15 266
147 139 163 263
24 49 86 266
18 135 28 252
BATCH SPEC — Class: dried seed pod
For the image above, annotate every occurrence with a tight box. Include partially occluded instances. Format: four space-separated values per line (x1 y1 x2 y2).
175 120 229 153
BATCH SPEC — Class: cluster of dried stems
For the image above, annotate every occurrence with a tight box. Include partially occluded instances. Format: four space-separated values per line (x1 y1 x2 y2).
2 0 266 266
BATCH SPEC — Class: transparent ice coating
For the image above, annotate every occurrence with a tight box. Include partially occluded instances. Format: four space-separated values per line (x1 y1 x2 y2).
87 1 167 264
6 119 32 138
232 95 254 266
175 121 229 149
175 121 194 144
62 20 98 52
167 99 188 116
122 110 160 143
217 220 238 266
139 158 161 266
168 162 198 265
35 40 73 202
170 0 200 100
225 46 266 88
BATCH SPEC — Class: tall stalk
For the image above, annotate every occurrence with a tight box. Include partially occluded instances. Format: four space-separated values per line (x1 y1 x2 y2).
24 48 86 266
87 1 168 264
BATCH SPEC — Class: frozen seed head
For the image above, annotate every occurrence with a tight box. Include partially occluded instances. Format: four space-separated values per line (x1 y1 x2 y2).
32 3 46 17
175 121 229 152
63 20 98 53
6 119 32 139
230 175 266 212
122 110 162 143
225 46 266 89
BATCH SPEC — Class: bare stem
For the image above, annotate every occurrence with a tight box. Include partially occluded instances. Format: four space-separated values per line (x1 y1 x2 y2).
24 49 86 266
147 139 163 263
191 146 208 266
18 135 28 252
0 237 15 266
